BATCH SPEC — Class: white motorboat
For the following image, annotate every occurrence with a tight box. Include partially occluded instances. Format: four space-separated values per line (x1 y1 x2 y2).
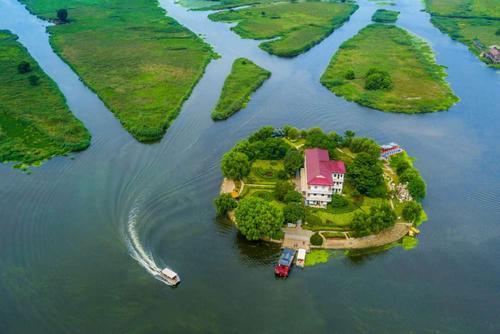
159 267 181 286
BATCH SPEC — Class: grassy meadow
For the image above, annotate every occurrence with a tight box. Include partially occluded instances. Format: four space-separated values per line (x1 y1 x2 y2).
372 9 400 23
320 24 459 113
424 0 500 68
208 1 359 57
20 0 215 142
212 58 270 120
0 30 90 167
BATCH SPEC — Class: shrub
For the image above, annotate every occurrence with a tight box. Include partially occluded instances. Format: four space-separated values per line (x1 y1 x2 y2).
402 200 423 223
364 68 393 90
345 69 355 80
305 212 322 226
17 61 31 74
274 180 295 201
214 193 237 217
310 233 323 246
28 75 40 86
57 9 68 22
331 194 348 208
284 190 303 204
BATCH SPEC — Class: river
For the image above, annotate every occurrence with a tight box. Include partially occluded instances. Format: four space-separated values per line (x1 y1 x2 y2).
0 0 499 332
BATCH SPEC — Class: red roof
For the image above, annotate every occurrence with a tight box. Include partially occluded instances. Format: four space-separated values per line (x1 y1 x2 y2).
305 148 345 186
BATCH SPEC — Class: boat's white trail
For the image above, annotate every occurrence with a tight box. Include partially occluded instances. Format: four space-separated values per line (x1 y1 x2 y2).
125 194 172 285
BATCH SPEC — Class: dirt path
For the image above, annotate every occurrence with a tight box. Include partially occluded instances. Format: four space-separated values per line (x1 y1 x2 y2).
220 178 235 194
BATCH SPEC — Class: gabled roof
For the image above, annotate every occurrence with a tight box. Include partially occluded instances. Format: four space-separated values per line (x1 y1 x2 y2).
305 148 345 186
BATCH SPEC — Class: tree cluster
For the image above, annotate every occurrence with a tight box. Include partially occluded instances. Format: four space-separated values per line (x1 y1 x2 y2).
235 197 284 240
364 68 393 90
347 152 385 197
389 154 426 200
214 193 237 217
350 203 396 236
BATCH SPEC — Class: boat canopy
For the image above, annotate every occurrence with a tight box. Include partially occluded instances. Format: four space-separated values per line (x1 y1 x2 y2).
297 249 306 261
161 268 178 279
278 248 295 267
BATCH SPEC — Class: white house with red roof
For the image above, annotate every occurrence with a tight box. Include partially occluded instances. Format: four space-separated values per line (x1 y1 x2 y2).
300 148 346 208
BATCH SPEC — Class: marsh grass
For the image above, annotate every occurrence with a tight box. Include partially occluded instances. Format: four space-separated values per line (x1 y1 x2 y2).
320 24 459 113
0 30 90 166
372 9 400 23
209 1 358 57
20 0 215 142
212 58 270 120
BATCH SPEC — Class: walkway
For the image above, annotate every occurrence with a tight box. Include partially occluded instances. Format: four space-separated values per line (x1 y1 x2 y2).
282 225 313 251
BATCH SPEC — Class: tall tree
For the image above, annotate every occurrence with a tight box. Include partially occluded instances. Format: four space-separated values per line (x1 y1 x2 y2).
347 152 384 195
221 151 250 180
235 197 284 240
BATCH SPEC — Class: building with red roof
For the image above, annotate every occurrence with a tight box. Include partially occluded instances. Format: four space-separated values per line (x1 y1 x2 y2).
300 148 346 208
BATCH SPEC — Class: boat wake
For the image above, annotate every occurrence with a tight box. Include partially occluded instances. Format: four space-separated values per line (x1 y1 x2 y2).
125 194 174 286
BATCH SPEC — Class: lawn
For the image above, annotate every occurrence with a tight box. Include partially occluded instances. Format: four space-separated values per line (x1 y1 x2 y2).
0 30 90 167
244 159 284 184
212 58 270 120
20 0 215 142
320 24 459 113
372 9 400 23
424 0 500 68
208 1 358 57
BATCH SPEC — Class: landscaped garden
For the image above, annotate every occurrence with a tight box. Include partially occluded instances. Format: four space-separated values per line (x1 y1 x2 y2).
214 126 427 252
211 58 271 120
208 1 359 57
20 0 215 142
320 24 459 113
424 0 500 68
0 30 90 169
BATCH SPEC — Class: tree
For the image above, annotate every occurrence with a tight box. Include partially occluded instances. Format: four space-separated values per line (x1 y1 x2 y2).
287 127 299 140
400 168 426 200
342 129 355 147
248 126 274 143
221 151 250 180
57 9 68 22
331 194 348 208
28 75 40 86
235 197 284 240
17 61 31 74
283 202 305 224
349 137 380 160
364 68 393 90
214 193 237 217
351 203 396 235
304 128 337 159
347 152 384 195
284 190 303 204
250 138 289 160
345 69 355 80
284 149 303 175
274 180 295 201
402 200 423 223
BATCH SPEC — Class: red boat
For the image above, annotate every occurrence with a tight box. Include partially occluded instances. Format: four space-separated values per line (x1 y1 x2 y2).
274 248 296 278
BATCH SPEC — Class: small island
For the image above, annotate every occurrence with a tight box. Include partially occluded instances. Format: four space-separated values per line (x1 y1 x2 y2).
320 24 459 113
0 30 90 169
20 0 216 142
424 0 499 68
208 1 359 57
372 9 399 23
215 126 427 267
212 58 270 120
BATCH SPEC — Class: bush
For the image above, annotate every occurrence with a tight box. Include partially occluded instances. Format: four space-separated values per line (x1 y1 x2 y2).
402 200 423 223
284 190 303 204
28 75 40 86
305 212 322 226
17 61 31 74
310 233 323 246
331 194 348 208
214 193 238 217
57 9 68 22
274 180 295 201
364 68 393 90
345 69 355 80
286 127 299 140
283 202 305 224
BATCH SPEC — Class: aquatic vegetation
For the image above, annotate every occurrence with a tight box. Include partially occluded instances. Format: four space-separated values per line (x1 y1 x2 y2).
321 24 459 113
304 250 330 266
401 236 419 250
20 0 215 142
424 0 500 68
208 1 358 57
372 9 400 23
0 30 90 166
212 58 270 120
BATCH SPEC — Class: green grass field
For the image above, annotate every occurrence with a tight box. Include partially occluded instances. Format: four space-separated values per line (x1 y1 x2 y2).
212 58 270 120
0 30 90 167
320 24 459 113
424 0 500 68
178 0 277 10
20 0 215 142
208 1 358 57
372 9 400 23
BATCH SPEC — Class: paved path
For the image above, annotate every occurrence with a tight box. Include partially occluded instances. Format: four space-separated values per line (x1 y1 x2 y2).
282 225 313 250
321 223 411 249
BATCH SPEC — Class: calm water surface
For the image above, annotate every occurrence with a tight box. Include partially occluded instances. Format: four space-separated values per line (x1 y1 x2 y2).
0 0 499 332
